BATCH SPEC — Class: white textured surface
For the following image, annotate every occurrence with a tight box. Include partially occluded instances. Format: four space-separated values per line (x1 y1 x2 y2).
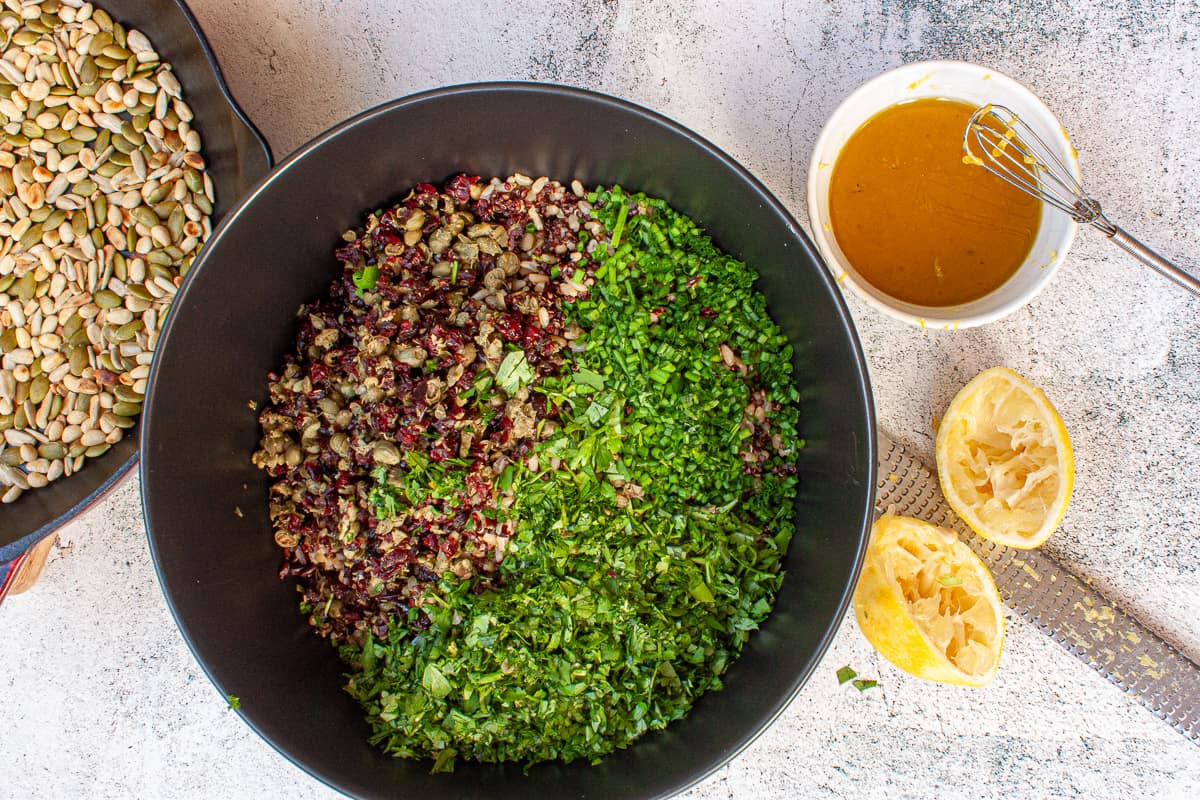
3 0 1200 797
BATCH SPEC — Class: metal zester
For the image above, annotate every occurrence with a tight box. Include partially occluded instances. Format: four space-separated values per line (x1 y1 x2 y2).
874 433 1200 745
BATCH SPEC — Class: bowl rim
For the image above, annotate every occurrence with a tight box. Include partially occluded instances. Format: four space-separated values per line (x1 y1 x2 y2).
806 59 1080 329
141 80 877 799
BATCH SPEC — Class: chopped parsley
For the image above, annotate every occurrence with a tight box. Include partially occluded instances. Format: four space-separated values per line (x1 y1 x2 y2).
341 186 801 770
496 349 535 395
227 694 241 710
837 665 877 692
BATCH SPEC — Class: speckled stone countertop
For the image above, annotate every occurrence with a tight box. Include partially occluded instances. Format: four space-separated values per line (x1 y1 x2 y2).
3 1 1200 797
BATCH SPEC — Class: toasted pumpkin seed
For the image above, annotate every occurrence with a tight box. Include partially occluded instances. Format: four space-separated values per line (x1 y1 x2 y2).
112 401 141 417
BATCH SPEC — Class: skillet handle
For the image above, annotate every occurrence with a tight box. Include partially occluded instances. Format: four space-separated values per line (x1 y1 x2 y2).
0 556 20 605
173 0 274 171
0 535 55 607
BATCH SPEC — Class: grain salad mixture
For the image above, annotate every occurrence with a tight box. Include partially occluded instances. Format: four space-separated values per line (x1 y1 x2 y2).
253 173 801 770
0 0 211 502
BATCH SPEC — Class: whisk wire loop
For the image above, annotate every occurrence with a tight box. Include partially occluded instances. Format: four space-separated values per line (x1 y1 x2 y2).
963 103 1198 297
964 104 1098 223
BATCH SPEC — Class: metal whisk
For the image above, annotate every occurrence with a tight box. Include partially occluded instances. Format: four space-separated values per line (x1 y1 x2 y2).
964 104 1200 298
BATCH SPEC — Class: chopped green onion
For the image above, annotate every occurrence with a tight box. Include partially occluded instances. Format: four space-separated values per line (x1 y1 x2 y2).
352 264 380 296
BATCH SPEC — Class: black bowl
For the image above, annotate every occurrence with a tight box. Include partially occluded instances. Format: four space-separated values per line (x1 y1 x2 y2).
0 0 271 565
141 83 875 800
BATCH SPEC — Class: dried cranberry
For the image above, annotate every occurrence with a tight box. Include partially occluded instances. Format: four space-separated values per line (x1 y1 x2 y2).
445 173 478 204
334 242 362 263
494 312 524 341
429 434 457 462
398 247 424 269
372 406 397 432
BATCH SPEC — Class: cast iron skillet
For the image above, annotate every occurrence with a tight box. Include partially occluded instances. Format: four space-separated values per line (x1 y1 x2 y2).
0 0 271 567
141 83 876 799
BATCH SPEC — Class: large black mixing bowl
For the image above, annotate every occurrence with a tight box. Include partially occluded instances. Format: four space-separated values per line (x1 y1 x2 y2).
0 0 271 568
141 83 875 799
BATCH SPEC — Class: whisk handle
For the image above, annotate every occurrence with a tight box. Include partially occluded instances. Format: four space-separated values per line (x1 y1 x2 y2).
1107 224 1200 298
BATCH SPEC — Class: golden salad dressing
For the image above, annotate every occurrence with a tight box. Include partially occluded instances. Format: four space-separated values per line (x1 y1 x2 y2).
829 98 1041 307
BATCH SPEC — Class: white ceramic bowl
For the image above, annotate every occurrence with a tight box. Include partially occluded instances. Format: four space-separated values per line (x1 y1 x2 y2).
807 60 1079 329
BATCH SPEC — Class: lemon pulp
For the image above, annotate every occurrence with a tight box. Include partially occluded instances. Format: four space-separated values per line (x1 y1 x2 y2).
853 515 1004 687
936 366 1074 549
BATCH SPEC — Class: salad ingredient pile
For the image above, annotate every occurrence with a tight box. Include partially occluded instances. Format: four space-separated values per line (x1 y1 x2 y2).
253 174 802 769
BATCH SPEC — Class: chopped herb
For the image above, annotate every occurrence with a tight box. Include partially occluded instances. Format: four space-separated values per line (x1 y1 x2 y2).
609 197 629 251
852 679 878 692
352 264 379 296
496 349 535 395
226 694 241 710
450 260 459 284
334 183 802 769
836 665 857 685
571 367 606 392
421 663 452 699
431 748 457 774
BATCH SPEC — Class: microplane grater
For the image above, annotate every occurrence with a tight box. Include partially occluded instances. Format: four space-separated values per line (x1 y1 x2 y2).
875 433 1200 745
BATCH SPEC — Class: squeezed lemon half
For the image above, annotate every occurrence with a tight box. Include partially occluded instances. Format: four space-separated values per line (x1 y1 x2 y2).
936 366 1074 550
853 515 1005 687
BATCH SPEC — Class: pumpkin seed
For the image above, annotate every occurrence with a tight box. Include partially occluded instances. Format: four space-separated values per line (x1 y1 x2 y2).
15 272 36 300
79 57 97 84
38 442 64 460
68 346 88 375
112 401 141 417
114 320 143 340
113 384 142 403
94 289 122 308
133 206 159 228
29 376 49 405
